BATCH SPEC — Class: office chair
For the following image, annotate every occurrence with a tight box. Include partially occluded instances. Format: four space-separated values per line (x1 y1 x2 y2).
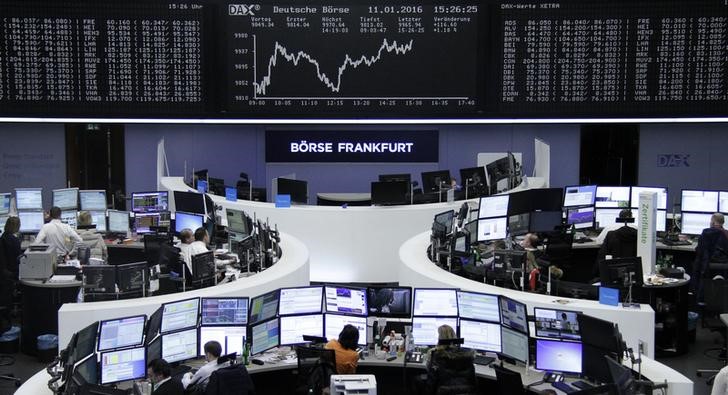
492 364 525 395
543 230 574 269
428 347 477 395
294 345 337 395
696 277 728 384
205 363 255 395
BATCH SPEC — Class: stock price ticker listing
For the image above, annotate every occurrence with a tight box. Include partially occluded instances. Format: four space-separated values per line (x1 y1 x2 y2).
225 3 485 116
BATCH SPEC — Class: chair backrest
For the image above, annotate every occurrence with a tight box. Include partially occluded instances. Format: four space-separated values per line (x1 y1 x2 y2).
704 277 728 313
295 345 337 395
205 364 255 395
492 364 525 395
429 347 477 395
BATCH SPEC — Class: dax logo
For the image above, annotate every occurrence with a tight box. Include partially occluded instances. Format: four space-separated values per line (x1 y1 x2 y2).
657 154 690 168
229 4 260 16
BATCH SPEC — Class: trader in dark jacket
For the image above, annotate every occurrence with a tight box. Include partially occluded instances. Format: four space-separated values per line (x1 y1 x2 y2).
0 216 22 278
595 209 637 276
692 213 728 302
147 359 184 395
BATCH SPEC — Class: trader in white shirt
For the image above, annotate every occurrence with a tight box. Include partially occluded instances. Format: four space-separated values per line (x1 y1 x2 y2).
35 206 83 257
189 227 210 257
181 340 224 390
177 228 195 273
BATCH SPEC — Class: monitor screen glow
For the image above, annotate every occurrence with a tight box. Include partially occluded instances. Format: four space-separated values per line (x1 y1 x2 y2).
477 217 507 241
535 339 583 374
198 326 246 357
413 289 458 317
500 326 529 363
460 319 501 353
61 210 77 228
279 287 323 316
100 346 146 385
15 188 43 211
18 211 44 233
131 191 169 213
161 298 199 334
251 319 280 355
411 317 458 346
201 298 249 326
630 187 667 210
367 287 412 318
107 210 130 234
500 296 528 334
0 193 10 215
88 210 107 232
478 195 509 219
534 308 581 341
563 185 597 207
681 212 712 235
249 290 279 325
681 190 719 213
175 212 204 234
324 286 367 316
279 314 324 346
457 291 500 323
161 328 198 363
566 207 595 229
595 186 631 208
325 314 367 346
98 315 146 352
79 190 107 211
720 192 728 214
53 188 79 210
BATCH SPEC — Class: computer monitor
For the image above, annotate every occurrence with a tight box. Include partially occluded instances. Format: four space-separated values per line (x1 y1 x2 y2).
434 210 454 234
191 251 215 280
74 354 98 385
145 307 162 345
147 335 161 362
86 210 107 233
107 246 147 266
530 211 563 233
0 216 6 236
563 185 597 208
249 290 280 325
18 211 43 233
681 190 719 213
107 210 130 234
250 319 280 355
463 219 477 239
79 190 107 211
681 212 712 235
324 286 367 316
411 317 458 346
82 265 116 293
535 339 583 375
72 321 100 363
594 208 623 229
477 217 508 241
507 190 531 216
173 191 206 215
492 250 526 279
198 326 247 357
566 206 595 230
131 191 169 213
421 170 451 193
61 210 78 228
97 315 146 352
324 314 367 346
226 208 250 235
276 178 308 204
279 314 324 346
599 257 644 290
577 314 621 353
459 319 501 353
413 288 458 317
100 346 146 385
0 193 10 215
378 173 411 184
459 166 487 194
371 181 409 206
595 186 631 208
367 287 412 318
15 188 43 211
457 291 500 323
630 186 667 209
53 188 79 210
500 326 529 364
499 296 528 334
279 286 323 316
160 297 200 334
116 262 147 293
508 213 530 236
174 212 204 235
161 328 198 363
201 297 249 326
452 233 470 257
196 179 208 193
720 192 728 214
533 308 581 341
553 279 599 301
133 212 170 234
479 195 509 219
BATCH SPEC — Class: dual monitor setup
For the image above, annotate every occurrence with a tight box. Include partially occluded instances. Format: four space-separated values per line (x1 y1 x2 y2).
679 189 728 235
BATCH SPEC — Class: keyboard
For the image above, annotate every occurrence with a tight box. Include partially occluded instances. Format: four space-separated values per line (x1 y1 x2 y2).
572 380 593 390
661 239 691 246
552 381 577 393
473 355 495 366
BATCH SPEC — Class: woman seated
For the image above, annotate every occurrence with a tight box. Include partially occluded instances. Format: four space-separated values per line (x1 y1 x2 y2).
76 211 108 261
324 324 360 374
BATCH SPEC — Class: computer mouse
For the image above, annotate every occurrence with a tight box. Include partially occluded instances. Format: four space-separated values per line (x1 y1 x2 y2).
251 359 264 365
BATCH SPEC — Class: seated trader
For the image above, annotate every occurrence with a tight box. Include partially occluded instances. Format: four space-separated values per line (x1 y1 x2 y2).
595 209 637 245
419 325 475 395
182 340 224 390
189 227 210 257
325 324 360 374
35 206 83 257
76 211 108 260
517 233 563 281
0 216 22 278
692 213 728 302
147 358 184 395
177 228 195 273
595 209 637 275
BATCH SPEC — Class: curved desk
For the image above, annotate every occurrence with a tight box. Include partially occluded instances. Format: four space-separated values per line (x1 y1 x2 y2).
20 279 82 355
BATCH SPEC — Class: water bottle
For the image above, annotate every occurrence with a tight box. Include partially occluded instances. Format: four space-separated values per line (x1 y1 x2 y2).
243 341 250 366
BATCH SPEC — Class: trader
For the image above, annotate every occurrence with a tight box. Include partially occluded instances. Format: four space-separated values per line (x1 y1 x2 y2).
182 340 224 390
325 324 360 374
147 358 184 395
34 206 83 257
76 211 107 260
189 227 211 257
177 228 195 273
693 213 728 302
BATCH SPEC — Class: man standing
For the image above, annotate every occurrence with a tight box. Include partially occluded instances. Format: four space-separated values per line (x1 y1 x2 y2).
35 206 82 257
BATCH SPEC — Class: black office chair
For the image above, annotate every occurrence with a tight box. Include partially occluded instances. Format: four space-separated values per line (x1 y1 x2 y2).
492 364 525 395
294 345 337 395
205 363 255 395
696 276 728 384
428 347 477 395
543 230 574 269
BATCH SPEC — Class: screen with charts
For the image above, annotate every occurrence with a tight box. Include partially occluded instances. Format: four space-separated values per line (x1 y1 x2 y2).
249 290 279 325
280 314 324 346
566 207 595 230
175 212 204 234
15 188 42 211
413 288 458 317
201 297 249 326
459 319 501 353
198 326 246 357
18 211 44 233
324 286 367 316
251 319 280 355
61 211 77 228
279 286 323 316
534 308 580 341
161 328 198 363
161 298 199 334
681 190 719 213
74 354 98 385
325 314 367 346
721 192 728 214
563 185 597 207
477 217 507 241
479 195 509 219
499 296 528 334
630 187 667 209
53 188 79 210
457 291 500 323
97 315 146 352
107 210 130 234
133 212 169 234
500 326 529 363
80 190 107 211
100 346 146 385
88 210 107 232
131 191 169 213
595 208 666 232
681 212 712 235
411 317 458 346
535 339 583 374
0 193 10 215
595 186 631 208
367 287 412 318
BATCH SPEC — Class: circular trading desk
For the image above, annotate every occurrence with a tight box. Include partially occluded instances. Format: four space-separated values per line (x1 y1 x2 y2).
19 278 81 355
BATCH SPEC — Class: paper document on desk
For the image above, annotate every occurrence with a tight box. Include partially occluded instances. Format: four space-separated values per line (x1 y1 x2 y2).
47 275 77 283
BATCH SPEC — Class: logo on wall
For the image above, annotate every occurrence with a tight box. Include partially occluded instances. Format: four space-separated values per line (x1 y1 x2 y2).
657 154 690 168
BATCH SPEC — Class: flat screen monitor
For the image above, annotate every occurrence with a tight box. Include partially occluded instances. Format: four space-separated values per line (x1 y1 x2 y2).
508 213 530 236
643 209 667 232
324 314 367 346
529 188 564 212
378 173 411 183
324 286 367 316
0 216 6 236
279 286 323 316
72 321 99 363
534 308 581 341
0 193 10 215
161 328 198 363
566 206 595 230
535 339 583 374
116 262 147 293
371 181 409 206
499 296 528 334
477 217 507 241
630 186 667 209
500 326 529 364
53 188 79 210
463 219 477 238
457 291 500 323
80 190 107 211
413 288 458 317
367 287 412 318
173 191 206 216
107 210 130 234
594 208 623 229
479 195 509 219
721 192 728 214
459 166 487 188
459 319 501 353
201 297 249 326
196 179 208 193
88 210 107 233
411 317 458 346
175 212 204 235
160 298 200 334
192 251 215 281
98 315 146 352
434 210 454 233
74 354 98 385
18 211 44 233
563 185 597 207
421 170 451 193
249 290 279 325
15 188 42 211
226 208 250 235
599 257 644 290
133 212 169 234
452 233 469 256
276 178 308 204
280 314 324 346
147 335 161 362
681 212 712 235
100 346 146 385
83 265 116 293
577 314 620 353
131 191 169 213
61 210 78 228
250 319 280 355
198 326 246 357
595 186 631 208
507 190 531 216
681 190 719 213
145 307 162 345
530 211 563 233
